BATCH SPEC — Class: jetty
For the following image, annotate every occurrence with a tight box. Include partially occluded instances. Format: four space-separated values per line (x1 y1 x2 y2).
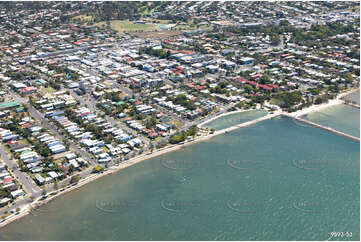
283 114 360 142
343 102 360 109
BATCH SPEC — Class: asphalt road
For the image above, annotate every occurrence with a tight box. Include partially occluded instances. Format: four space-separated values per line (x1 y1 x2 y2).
0 145 40 195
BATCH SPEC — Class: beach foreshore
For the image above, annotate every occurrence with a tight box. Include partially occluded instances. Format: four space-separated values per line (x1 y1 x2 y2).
0 88 359 229
198 108 262 127
290 87 359 118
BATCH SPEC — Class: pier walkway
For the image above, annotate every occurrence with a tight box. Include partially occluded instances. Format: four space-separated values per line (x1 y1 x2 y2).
283 114 360 142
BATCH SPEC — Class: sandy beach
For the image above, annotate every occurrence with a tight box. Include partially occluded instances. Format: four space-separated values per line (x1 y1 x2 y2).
198 108 261 127
290 88 360 118
0 87 359 229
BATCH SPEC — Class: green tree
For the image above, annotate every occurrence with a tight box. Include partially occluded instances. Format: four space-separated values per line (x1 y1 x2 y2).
343 73 354 83
92 165 104 173
53 180 58 190
70 175 80 184
145 116 157 129
315 97 323 104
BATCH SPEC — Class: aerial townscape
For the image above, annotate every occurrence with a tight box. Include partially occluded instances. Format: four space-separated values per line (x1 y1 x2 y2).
0 1 359 241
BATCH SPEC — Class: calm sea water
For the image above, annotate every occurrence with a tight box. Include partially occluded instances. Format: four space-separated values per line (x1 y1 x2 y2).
202 110 267 130
303 104 360 137
0 116 359 241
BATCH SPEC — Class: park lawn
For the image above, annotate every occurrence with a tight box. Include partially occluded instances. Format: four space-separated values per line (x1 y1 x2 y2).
269 98 282 106
93 20 157 32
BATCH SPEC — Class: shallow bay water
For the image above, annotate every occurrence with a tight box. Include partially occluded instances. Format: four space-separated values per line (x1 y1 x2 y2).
303 104 360 137
0 116 359 241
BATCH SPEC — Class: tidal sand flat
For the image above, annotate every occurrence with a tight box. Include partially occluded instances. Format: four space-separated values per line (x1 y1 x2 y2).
202 110 267 130
0 116 359 241
303 104 360 137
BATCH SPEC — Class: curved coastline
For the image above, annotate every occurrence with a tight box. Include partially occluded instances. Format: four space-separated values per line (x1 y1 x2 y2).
198 108 262 127
0 88 359 229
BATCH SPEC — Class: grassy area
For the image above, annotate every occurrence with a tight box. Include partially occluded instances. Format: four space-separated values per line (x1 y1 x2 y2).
39 86 56 96
169 120 184 128
3 143 12 153
174 23 212 31
18 139 29 146
93 20 157 32
72 14 93 22
141 2 167 15
54 158 66 165
142 18 172 24
270 98 282 106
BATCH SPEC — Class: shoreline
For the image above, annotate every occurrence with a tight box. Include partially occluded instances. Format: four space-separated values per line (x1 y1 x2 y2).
0 87 359 229
198 108 262 127
0 110 280 229
290 87 360 118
